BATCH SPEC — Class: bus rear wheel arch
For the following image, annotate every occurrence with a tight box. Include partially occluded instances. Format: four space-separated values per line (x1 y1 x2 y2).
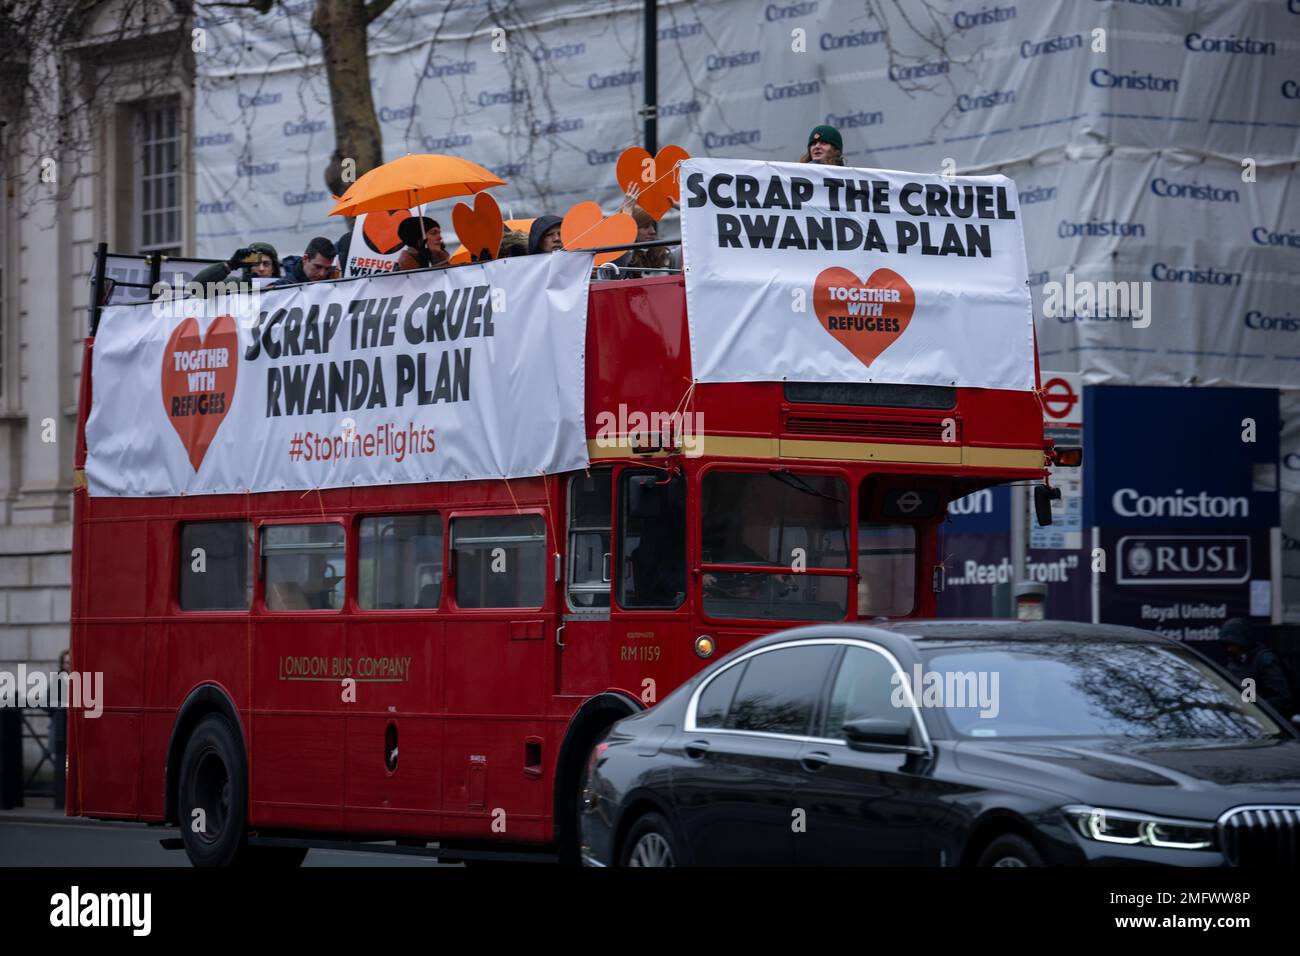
554 692 641 866
176 713 306 868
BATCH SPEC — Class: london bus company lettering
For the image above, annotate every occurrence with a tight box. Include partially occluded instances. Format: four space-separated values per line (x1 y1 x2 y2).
277 655 413 681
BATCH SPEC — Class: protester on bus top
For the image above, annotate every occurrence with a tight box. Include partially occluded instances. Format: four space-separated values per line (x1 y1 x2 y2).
800 125 844 166
334 229 353 276
594 185 676 279
528 215 563 254
623 207 672 276
269 236 340 288
193 242 281 286
395 216 450 271
499 229 529 258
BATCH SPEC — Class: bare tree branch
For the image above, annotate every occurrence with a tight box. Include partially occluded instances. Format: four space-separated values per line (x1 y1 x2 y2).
365 0 398 26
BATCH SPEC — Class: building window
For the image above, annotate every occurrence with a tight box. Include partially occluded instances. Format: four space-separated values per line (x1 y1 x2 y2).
136 99 181 256
179 522 253 611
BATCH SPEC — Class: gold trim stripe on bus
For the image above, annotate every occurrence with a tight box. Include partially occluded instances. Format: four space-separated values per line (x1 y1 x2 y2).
586 436 1044 469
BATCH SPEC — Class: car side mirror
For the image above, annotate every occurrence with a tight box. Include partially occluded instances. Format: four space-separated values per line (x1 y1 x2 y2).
842 717 912 751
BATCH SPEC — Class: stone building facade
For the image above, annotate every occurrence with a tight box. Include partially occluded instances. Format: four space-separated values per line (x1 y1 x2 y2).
1 1 195 782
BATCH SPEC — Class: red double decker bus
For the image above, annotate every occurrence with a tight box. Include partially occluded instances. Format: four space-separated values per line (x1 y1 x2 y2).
68 243 1053 866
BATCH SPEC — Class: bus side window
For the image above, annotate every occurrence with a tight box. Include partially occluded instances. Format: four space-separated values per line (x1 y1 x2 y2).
618 471 686 609
179 521 253 610
359 513 443 610
567 471 612 610
262 523 346 611
451 515 547 609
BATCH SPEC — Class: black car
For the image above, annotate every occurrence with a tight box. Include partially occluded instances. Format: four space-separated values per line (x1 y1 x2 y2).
579 621 1300 866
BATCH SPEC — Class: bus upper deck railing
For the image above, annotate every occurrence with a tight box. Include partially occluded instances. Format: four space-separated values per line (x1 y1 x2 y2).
87 239 684 335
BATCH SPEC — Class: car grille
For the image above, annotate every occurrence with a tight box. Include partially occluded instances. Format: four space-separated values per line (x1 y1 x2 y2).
1218 806 1300 867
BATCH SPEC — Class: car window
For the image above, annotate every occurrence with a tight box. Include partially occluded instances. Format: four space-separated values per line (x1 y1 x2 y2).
725 645 837 736
824 645 907 739
696 661 747 729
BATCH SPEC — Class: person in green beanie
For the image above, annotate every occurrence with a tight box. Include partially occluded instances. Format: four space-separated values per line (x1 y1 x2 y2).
800 124 844 166
193 241 282 286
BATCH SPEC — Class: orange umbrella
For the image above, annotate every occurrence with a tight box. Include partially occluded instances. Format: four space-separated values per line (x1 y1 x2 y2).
329 154 504 218
449 218 535 264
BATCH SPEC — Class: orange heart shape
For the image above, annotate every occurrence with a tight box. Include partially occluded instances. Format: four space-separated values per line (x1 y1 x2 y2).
560 201 636 267
813 267 916 368
361 209 409 255
451 192 503 262
161 315 239 471
615 144 690 221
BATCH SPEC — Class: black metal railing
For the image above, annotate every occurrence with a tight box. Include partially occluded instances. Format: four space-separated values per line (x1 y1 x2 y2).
0 706 65 809
88 238 685 331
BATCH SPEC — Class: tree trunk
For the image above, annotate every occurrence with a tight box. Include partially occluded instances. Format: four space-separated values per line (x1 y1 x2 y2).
312 0 384 199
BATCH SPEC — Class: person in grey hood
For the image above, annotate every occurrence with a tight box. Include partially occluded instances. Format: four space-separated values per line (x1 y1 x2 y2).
528 215 563 254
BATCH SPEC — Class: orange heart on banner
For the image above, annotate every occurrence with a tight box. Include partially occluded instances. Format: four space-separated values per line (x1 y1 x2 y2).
615 144 690 221
451 191 503 262
161 314 240 472
812 267 916 368
560 201 636 266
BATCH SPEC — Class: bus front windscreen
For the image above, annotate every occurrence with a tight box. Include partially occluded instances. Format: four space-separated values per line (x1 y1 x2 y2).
700 470 850 621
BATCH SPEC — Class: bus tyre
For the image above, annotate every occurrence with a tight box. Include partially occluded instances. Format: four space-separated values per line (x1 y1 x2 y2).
178 714 252 867
619 812 680 867
977 833 1044 868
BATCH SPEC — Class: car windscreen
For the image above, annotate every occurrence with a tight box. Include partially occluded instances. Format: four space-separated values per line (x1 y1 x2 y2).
916 641 1283 741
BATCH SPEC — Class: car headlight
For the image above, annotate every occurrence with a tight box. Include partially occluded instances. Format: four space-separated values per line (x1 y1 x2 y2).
1062 806 1215 851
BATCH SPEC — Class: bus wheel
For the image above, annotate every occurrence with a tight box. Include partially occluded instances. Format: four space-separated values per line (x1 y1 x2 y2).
177 714 251 867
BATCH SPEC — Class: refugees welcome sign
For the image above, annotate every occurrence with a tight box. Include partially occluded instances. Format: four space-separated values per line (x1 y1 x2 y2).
680 158 1035 391
86 253 591 496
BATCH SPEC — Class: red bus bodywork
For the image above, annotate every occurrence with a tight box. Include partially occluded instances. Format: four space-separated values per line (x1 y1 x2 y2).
68 272 1047 857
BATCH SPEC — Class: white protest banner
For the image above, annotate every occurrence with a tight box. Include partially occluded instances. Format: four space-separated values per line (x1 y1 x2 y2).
86 253 592 496
344 210 415 278
680 158 1035 391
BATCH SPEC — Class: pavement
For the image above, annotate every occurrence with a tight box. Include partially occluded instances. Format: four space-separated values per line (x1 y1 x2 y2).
0 799 454 866
1 798 78 826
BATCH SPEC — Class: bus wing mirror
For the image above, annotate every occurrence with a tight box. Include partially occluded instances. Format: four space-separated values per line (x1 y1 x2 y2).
1033 484 1061 527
